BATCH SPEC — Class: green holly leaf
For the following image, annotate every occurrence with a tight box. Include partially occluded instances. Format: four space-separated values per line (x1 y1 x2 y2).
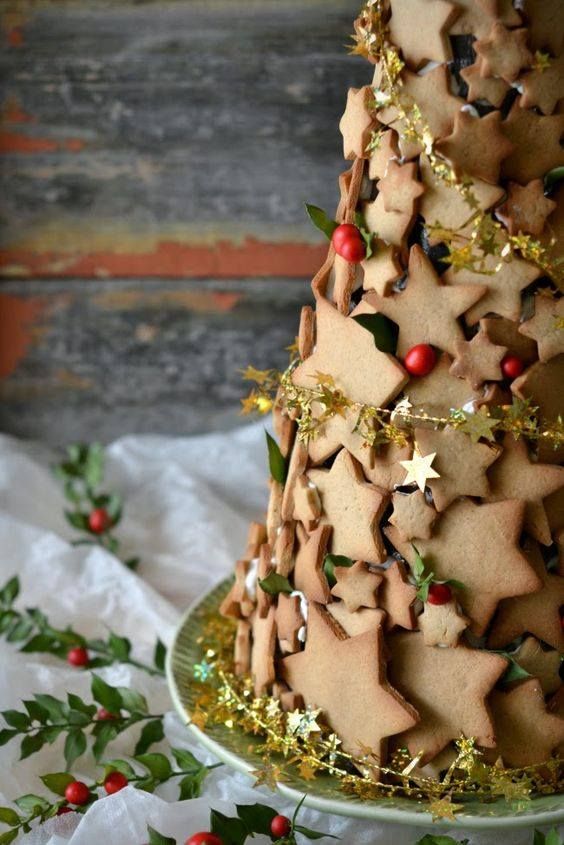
177 769 207 799
92 722 119 761
352 313 398 354
235 803 277 836
22 700 47 722
33 694 67 723
117 687 147 715
84 443 104 489
6 619 34 643
14 794 49 813
416 836 462 845
2 710 30 731
147 825 176 845
210 809 248 845
135 752 171 779
0 808 19 827
353 211 375 259
0 730 17 747
154 639 166 672
0 830 18 845
40 772 75 796
265 431 287 484
67 693 96 718
171 748 204 774
108 632 131 661
544 166 564 194
20 733 46 760
498 653 532 685
323 554 354 588
134 719 164 755
124 557 140 571
411 545 426 580
294 824 339 840
105 494 122 524
103 759 136 779
258 571 293 596
65 512 90 532
0 577 19 608
19 634 58 654
544 830 563 845
304 204 338 240
91 674 123 714
64 728 87 769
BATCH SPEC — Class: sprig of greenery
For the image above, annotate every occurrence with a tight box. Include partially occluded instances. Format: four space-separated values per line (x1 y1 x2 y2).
410 546 465 602
53 443 139 570
0 750 219 843
265 431 288 484
416 833 563 845
0 575 165 677
0 675 165 768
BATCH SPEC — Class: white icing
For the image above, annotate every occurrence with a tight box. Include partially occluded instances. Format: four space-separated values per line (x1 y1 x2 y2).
245 557 259 600
460 104 480 118
291 590 309 643
417 61 441 76
511 81 524 94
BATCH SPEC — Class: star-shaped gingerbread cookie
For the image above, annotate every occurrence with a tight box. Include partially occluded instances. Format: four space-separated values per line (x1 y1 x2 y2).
363 441 412 490
363 245 486 357
251 606 277 696
388 631 507 763
460 59 510 108
501 100 564 182
292 296 408 407
379 560 418 630
511 357 564 464
449 327 507 389
487 539 564 652
519 294 564 362
331 560 383 612
368 129 399 180
306 404 374 469
361 244 402 296
386 498 542 635
339 86 376 160
282 604 419 761
388 0 460 68
522 0 564 58
480 316 537 364
414 426 499 512
293 474 322 532
308 449 390 564
327 602 386 637
521 53 564 115
436 110 514 185
363 191 414 249
407 352 482 418
377 159 424 215
220 559 256 619
495 180 557 236
418 600 469 647
449 0 520 38
484 679 564 767
276 593 305 654
514 636 562 696
485 434 564 545
293 524 332 605
389 490 437 541
474 22 533 83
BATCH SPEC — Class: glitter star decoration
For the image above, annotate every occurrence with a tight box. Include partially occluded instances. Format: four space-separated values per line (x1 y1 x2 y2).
399 448 440 492
286 707 322 739
193 659 215 682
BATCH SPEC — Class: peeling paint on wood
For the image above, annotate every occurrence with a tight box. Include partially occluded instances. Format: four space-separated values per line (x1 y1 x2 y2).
0 292 44 379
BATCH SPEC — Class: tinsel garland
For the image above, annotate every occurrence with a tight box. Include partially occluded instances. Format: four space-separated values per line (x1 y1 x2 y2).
190 614 563 818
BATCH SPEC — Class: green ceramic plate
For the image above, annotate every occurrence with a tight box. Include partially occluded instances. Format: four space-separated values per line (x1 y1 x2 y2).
167 578 564 830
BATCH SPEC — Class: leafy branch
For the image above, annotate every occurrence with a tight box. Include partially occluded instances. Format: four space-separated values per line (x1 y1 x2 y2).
53 443 139 570
0 675 165 768
0 575 165 677
410 546 464 602
0 749 219 844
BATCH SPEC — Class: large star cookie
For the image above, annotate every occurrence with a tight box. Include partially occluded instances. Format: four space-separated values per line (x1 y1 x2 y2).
386 498 542 635
436 110 514 185
293 524 332 605
407 352 482 418
511 357 564 464
282 603 419 762
388 632 507 762
496 180 557 237
519 294 564 362
308 449 389 564
501 100 564 182
388 0 460 68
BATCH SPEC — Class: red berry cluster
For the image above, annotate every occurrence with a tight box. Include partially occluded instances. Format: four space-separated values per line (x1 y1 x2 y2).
184 814 292 845
331 223 366 263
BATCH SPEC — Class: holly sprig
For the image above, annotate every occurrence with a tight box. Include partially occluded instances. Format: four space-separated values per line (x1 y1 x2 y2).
415 833 562 845
410 546 465 602
0 750 219 844
0 575 165 677
53 443 139 570
0 674 165 768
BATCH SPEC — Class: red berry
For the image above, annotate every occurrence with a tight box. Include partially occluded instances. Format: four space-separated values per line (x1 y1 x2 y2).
88 507 111 534
67 646 89 668
332 223 361 251
404 344 437 377
501 354 524 380
427 583 452 606
64 781 91 806
57 806 73 815
97 707 117 721
335 234 366 263
184 834 223 845
270 815 292 838
104 771 128 794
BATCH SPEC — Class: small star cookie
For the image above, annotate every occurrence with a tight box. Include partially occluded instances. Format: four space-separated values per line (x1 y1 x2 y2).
519 294 564 362
495 180 557 236
389 490 438 541
436 110 514 185
474 22 533 83
377 160 424 215
449 0 520 39
327 602 386 637
407 352 482 418
293 474 322 532
501 100 564 183
293 524 332 605
251 606 277 696
339 86 376 160
276 593 305 654
449 327 507 389
361 244 402 296
460 59 509 108
331 560 383 612
363 191 414 249
379 560 418 631
234 619 251 676
368 129 399 180
388 0 460 68
418 600 470 647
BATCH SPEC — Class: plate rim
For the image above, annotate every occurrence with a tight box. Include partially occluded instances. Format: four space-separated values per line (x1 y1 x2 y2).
167 580 564 831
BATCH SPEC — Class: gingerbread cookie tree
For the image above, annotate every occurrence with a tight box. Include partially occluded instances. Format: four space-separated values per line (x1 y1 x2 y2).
221 0 564 787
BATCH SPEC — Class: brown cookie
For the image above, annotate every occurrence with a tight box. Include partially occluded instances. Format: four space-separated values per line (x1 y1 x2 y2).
388 0 460 68
244 522 268 560
449 327 507 389
436 110 515 185
331 560 383 612
386 498 542 636
521 54 564 115
495 180 557 236
361 244 403 296
511 356 564 463
327 601 387 637
282 603 419 763
449 0 520 39
280 439 308 523
513 636 562 696
307 404 374 469
251 606 277 696
418 600 470 647
293 524 332 605
368 128 399 180
522 0 564 57
363 190 414 250
363 441 412 491
273 521 296 578
257 542 274 618
308 449 390 565
266 479 284 545
519 293 564 362
407 352 482 418
501 100 564 183
220 559 256 619
292 474 322 532
377 160 424 215
389 489 438 541
339 86 376 160
234 619 252 676
379 559 418 631
474 22 533 83
276 593 305 654
388 631 507 763
298 305 315 361
460 59 510 108
479 316 538 365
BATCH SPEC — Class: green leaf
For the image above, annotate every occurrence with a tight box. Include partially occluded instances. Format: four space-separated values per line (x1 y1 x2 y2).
294 824 339 840
134 719 164 755
415 836 461 845
105 493 122 524
500 655 532 685
323 554 354 588
103 759 136 779
108 632 131 661
353 211 375 260
544 166 564 193
258 571 293 596
117 688 147 715
84 443 104 489
64 728 87 769
304 203 338 240
154 639 166 672
14 794 49 813
135 752 171 779
0 830 18 845
20 732 45 760
67 693 96 718
6 619 34 643
352 313 398 354
177 770 207 800
0 808 19 826
265 431 287 484
0 577 19 608
147 826 176 845
67 710 91 727
444 578 465 591
124 557 140 571
545 830 564 845
40 772 74 796
171 747 203 773
411 545 426 579
33 693 67 722
20 634 57 654
92 722 118 761
65 511 90 532
0 730 17 747
22 700 47 723
91 674 123 714
210 809 248 845
2 710 30 731
235 802 277 835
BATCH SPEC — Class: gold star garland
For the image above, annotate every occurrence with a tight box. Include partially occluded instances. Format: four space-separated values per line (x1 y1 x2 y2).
241 361 564 450
190 613 563 810
350 0 563 290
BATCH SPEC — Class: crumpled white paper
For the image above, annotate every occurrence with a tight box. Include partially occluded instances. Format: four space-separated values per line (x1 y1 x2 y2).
0 426 558 845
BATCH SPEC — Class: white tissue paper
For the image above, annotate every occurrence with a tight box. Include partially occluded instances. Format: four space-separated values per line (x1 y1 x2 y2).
0 425 557 845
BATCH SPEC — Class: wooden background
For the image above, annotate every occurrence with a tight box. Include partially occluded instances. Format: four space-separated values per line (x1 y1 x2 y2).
0 0 367 443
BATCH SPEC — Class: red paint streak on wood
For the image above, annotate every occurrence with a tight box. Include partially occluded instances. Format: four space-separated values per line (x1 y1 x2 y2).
1 96 35 124
7 27 24 47
0 238 328 279
0 131 85 154
0 294 43 379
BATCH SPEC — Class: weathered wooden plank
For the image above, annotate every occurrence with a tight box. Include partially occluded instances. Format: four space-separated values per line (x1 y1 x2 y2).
0 0 368 279
0 277 313 443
